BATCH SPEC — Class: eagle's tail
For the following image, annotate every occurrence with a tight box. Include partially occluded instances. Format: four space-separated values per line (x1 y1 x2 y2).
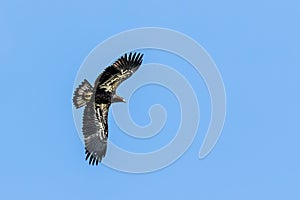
73 79 93 109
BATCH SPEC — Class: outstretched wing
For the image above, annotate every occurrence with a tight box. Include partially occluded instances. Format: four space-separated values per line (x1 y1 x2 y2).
82 101 109 165
95 52 143 93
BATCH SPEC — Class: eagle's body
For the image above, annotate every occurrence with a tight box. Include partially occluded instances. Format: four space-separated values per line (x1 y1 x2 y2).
73 52 143 165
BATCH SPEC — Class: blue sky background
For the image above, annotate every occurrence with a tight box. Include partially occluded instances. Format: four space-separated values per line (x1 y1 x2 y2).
0 0 299 199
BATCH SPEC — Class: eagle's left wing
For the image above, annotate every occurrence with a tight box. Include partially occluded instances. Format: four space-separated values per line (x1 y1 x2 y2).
82 101 109 165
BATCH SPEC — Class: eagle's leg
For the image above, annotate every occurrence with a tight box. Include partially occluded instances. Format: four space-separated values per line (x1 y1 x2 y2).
112 94 126 103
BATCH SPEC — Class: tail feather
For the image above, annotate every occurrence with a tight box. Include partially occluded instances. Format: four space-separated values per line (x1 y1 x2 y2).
73 79 93 108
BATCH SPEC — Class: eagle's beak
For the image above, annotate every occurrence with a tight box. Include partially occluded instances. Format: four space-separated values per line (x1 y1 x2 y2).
112 94 126 103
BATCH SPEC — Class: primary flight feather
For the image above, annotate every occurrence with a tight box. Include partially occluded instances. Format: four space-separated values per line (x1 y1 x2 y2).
73 52 144 165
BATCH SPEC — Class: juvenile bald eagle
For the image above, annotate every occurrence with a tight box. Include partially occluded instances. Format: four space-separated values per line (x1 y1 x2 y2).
73 52 143 165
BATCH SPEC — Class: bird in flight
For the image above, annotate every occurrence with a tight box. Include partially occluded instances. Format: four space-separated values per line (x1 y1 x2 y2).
73 52 144 165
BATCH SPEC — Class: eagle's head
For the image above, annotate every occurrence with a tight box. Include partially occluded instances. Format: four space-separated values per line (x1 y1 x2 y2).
111 93 126 103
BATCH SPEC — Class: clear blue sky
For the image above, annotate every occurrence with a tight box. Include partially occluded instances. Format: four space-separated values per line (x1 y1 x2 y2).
0 0 299 199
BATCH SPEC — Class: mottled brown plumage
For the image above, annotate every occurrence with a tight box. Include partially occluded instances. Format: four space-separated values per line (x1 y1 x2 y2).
73 52 143 165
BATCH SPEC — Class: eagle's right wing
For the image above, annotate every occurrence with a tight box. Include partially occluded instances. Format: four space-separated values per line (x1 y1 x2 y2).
82 101 109 165
95 52 143 94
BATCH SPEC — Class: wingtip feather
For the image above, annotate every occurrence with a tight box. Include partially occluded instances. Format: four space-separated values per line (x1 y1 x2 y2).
84 148 105 166
113 52 144 70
